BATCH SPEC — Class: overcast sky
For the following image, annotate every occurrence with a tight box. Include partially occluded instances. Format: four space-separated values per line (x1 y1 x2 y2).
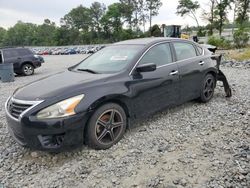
0 0 234 29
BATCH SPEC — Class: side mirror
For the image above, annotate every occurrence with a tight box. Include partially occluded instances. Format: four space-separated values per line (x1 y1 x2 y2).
135 63 156 73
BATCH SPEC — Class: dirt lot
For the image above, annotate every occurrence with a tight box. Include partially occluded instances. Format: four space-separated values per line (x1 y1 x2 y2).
0 55 249 188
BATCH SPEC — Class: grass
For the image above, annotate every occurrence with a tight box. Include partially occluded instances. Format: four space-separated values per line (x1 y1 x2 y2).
225 48 250 61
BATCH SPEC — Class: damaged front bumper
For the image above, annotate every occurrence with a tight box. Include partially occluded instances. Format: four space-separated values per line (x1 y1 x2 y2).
214 54 232 98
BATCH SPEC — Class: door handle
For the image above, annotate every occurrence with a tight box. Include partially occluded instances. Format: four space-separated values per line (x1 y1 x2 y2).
170 70 178 76
199 61 205 65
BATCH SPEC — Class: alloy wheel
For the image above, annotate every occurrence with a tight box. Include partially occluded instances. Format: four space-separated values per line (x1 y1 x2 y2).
203 77 215 99
23 64 34 76
95 109 124 145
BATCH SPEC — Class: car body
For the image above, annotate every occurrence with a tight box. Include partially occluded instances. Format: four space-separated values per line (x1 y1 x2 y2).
0 47 44 76
5 38 231 151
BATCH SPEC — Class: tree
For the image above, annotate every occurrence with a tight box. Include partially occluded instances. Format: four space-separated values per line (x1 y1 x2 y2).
101 3 124 41
119 0 135 29
34 19 57 46
0 27 7 47
61 5 91 32
233 28 249 48
4 21 37 46
235 0 250 27
203 0 217 35
176 0 200 27
214 0 232 36
151 24 162 37
90 2 106 33
54 26 80 45
145 0 162 34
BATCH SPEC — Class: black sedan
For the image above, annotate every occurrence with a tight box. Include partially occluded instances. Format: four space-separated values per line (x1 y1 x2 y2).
5 38 232 151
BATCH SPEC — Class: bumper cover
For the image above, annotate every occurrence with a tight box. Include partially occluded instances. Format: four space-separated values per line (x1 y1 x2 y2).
213 54 232 98
6 111 90 151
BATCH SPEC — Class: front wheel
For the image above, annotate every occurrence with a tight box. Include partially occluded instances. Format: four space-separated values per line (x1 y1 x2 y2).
85 103 127 149
199 74 215 103
22 64 34 76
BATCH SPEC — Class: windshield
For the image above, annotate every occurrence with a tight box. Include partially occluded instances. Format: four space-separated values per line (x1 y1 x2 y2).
73 45 143 74
165 26 174 37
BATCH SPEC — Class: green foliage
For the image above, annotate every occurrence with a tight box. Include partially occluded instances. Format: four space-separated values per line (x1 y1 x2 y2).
151 24 162 37
197 28 206 37
207 36 231 49
4 21 37 46
235 0 250 27
119 0 135 28
34 19 57 46
0 27 7 47
90 2 106 33
61 5 91 31
203 0 216 35
0 1 162 46
213 0 232 36
233 29 250 48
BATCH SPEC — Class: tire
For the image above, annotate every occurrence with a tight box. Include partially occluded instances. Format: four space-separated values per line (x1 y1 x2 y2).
86 103 127 150
22 64 34 76
199 73 216 103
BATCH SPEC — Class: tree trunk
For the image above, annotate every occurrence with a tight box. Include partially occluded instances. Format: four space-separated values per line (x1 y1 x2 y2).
149 8 152 36
232 3 236 34
209 0 215 35
191 11 200 27
219 18 223 36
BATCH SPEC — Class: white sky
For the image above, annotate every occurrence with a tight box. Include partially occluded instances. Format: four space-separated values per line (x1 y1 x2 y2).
0 0 234 29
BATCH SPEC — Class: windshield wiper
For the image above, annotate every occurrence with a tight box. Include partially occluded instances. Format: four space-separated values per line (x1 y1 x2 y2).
77 68 99 74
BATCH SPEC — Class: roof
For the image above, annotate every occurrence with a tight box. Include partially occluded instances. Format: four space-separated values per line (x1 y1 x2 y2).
0 47 26 50
114 37 187 46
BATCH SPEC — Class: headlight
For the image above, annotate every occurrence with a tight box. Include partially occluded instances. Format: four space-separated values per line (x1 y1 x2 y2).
36 94 84 119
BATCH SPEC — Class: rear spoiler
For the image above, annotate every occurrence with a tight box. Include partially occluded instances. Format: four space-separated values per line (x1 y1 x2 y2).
211 54 232 98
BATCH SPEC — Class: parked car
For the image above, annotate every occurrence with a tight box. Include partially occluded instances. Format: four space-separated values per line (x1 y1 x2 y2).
0 47 44 76
5 38 232 151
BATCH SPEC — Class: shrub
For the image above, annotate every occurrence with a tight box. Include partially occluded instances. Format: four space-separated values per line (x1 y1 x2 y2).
233 29 249 48
207 36 231 49
197 28 206 37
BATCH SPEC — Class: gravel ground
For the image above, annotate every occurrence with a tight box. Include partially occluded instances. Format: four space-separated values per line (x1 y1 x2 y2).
0 55 249 188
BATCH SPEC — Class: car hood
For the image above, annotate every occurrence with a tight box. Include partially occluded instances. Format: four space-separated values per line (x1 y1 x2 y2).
14 70 112 101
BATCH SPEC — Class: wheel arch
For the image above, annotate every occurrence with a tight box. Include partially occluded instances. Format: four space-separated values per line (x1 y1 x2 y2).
21 61 34 67
204 69 218 87
204 67 217 79
88 95 131 119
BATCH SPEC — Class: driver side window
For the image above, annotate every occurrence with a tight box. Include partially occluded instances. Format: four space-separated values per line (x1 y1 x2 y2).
139 43 172 67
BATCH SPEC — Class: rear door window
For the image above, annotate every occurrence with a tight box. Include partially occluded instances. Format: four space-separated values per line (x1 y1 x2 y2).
196 46 203 55
17 49 32 56
139 43 173 67
3 50 19 59
173 42 197 61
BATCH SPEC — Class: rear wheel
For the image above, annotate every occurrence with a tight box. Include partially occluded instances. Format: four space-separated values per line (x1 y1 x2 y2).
199 74 215 103
86 103 126 149
22 64 34 76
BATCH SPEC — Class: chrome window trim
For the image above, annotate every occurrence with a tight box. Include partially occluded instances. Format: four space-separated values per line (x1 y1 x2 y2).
5 97 44 122
129 41 206 75
129 41 173 75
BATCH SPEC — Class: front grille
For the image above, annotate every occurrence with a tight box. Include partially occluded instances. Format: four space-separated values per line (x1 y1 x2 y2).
8 100 33 119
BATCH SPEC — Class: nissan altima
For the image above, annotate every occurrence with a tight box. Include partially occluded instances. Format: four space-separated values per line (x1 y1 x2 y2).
5 38 232 151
